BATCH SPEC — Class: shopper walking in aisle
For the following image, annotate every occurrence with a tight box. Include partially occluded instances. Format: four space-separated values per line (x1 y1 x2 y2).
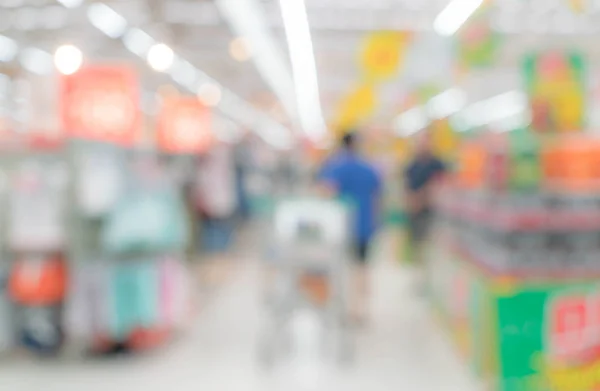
319 132 382 324
403 133 446 284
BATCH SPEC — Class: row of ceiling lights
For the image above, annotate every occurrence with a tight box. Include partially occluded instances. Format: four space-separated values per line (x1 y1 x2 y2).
83 1 292 148
0 1 291 148
394 89 530 136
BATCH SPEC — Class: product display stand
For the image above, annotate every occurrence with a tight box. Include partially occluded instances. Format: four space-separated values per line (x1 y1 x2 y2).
0 137 70 356
66 145 193 356
430 187 600 391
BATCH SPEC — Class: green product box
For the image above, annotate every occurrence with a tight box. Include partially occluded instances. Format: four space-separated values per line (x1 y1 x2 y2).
429 243 600 391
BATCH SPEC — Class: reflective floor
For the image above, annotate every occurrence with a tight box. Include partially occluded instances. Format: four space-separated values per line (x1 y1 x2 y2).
0 235 480 391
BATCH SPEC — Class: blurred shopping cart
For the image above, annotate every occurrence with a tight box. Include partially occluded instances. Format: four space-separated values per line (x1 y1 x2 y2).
258 197 354 367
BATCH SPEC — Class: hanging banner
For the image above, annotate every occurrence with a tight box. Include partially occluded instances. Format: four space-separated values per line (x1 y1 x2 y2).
524 51 586 133
457 22 500 69
60 66 140 146
568 0 585 13
156 97 213 154
359 31 411 82
456 2 499 70
333 83 377 134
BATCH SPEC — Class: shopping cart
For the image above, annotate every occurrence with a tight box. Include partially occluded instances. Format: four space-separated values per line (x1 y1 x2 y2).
258 197 354 367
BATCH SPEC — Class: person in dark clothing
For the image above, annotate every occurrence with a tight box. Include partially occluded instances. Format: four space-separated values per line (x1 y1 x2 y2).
404 133 446 263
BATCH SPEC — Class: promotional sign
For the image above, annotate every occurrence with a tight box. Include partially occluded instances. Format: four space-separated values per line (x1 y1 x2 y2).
60 66 140 145
494 284 600 391
156 97 213 154
333 83 377 133
568 0 585 13
524 52 586 133
456 3 500 70
359 31 411 82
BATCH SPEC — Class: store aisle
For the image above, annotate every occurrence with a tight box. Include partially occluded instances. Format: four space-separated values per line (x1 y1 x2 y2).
0 241 480 391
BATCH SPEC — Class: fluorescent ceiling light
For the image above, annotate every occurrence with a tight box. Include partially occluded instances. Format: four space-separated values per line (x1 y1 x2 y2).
147 43 174 72
279 0 327 141
455 90 528 129
122 28 155 56
20 48 53 75
56 0 83 9
216 0 297 118
54 44 83 75
0 35 18 62
427 88 466 120
87 3 127 38
82 2 293 149
395 107 428 137
434 0 484 36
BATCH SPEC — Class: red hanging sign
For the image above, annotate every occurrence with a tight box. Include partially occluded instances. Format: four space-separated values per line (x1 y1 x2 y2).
156 97 213 154
60 66 140 146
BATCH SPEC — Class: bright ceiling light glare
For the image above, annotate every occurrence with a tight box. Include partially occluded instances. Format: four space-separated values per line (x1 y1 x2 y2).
56 0 84 9
434 0 484 36
427 88 467 119
459 90 527 129
54 44 83 75
395 107 428 137
0 35 18 62
147 43 174 72
87 3 128 38
197 83 222 107
279 0 327 142
122 28 155 56
229 37 251 62
20 48 53 75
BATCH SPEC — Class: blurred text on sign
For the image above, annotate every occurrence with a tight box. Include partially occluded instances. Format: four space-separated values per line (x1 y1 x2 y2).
60 65 140 146
157 97 213 154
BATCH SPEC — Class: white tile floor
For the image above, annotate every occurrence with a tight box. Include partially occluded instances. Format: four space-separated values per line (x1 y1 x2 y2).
0 242 481 391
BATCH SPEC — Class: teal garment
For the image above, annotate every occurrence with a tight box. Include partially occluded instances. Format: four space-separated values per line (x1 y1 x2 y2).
110 264 138 339
136 262 159 328
110 263 160 339
102 189 188 254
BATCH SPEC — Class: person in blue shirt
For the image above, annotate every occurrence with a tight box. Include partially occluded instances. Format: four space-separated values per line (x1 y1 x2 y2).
319 132 382 322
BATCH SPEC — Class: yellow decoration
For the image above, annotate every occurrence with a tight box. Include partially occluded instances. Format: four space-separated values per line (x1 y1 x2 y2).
568 0 585 13
333 83 377 132
360 31 411 82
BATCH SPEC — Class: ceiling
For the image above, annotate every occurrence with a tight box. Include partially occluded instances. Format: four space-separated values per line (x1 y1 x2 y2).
0 0 598 140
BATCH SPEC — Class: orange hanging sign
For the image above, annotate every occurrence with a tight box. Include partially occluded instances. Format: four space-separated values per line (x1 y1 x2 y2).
156 97 213 154
60 66 140 146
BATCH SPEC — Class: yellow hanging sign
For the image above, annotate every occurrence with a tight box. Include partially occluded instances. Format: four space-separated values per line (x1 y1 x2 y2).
333 83 377 133
568 0 585 13
359 31 411 82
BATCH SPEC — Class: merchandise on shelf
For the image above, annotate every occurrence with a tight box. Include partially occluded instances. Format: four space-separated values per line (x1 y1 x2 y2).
430 131 600 391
